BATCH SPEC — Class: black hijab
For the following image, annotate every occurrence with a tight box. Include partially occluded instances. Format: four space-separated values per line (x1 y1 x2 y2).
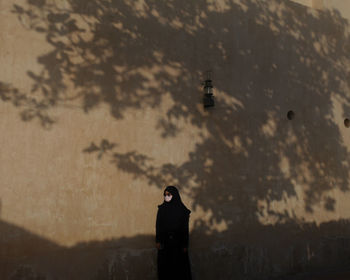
158 186 191 232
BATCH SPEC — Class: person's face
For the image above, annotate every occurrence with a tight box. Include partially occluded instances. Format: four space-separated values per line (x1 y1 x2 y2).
164 191 173 202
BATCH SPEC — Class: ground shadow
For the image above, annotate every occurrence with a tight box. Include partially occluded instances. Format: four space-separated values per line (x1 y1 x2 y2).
1 218 350 279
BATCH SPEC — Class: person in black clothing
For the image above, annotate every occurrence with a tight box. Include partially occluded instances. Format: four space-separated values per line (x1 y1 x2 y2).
156 186 192 280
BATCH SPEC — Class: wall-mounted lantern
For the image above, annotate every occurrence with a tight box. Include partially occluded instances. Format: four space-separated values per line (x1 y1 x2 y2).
203 72 214 108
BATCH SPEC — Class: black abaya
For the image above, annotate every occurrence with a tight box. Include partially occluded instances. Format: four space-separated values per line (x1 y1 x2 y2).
156 186 192 280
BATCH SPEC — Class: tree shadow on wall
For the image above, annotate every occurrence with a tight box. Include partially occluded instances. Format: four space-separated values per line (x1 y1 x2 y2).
2 0 350 278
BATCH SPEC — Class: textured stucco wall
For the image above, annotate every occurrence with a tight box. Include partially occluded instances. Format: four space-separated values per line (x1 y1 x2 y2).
1 0 350 279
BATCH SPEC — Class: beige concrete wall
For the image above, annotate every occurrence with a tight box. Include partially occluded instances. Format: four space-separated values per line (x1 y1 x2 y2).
1 0 350 279
291 0 350 19
291 0 313 8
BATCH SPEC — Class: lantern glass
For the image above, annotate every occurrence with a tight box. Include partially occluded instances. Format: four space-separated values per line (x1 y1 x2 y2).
206 87 213 94
204 79 213 95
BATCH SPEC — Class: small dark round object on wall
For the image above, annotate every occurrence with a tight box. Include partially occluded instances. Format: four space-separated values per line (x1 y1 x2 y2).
344 118 350 128
287 110 295 120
